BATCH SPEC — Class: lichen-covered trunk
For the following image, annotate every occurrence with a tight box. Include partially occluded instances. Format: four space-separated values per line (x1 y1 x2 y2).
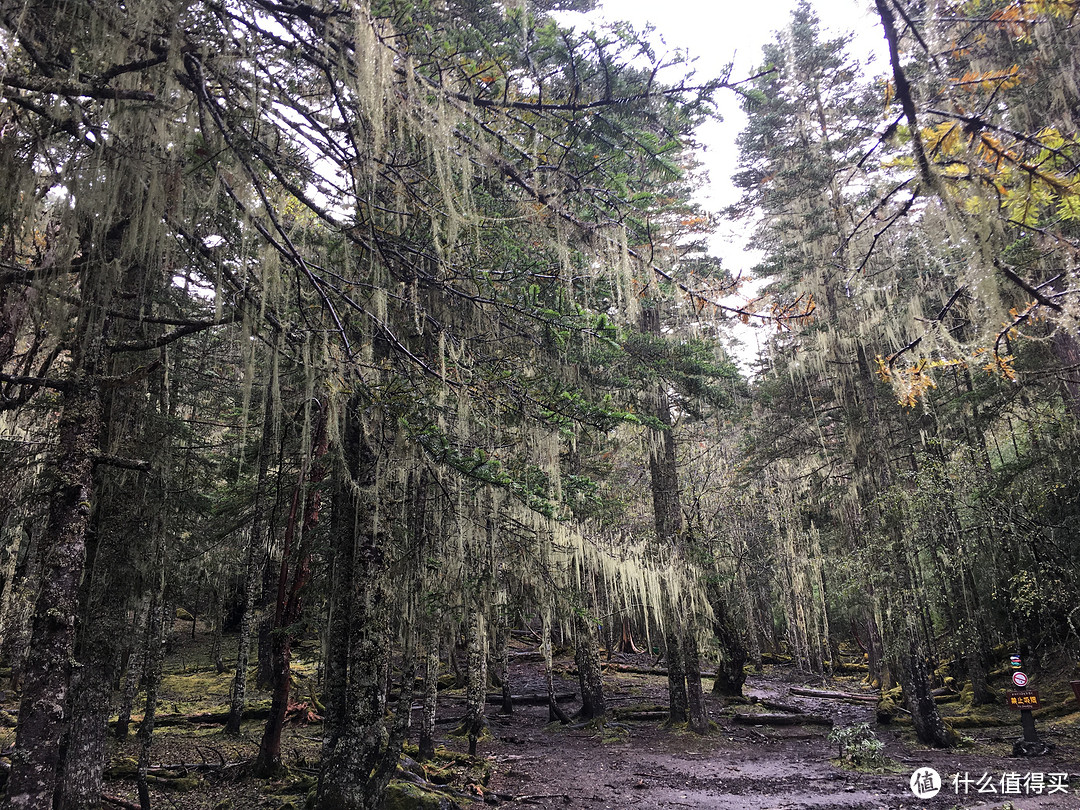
315 537 395 810
708 581 747 697
136 580 169 810
573 614 606 721
227 383 275 735
641 306 696 725
898 638 957 748
663 619 689 725
209 582 225 674
463 611 488 755
115 598 151 739
56 654 114 810
321 456 355 759
542 606 570 724
418 626 440 760
4 374 101 810
683 629 709 735
495 620 512 716
315 406 407 810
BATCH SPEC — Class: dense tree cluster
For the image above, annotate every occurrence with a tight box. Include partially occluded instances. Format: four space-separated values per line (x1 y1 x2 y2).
0 0 1079 808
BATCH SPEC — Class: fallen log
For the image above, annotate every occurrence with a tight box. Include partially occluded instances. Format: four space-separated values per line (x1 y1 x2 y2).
485 692 575 706
613 710 668 721
755 699 804 714
732 712 832 727
789 687 878 703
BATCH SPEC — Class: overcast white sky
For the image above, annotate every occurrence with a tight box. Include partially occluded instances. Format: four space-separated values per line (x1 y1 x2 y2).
584 0 887 209
561 1 890 360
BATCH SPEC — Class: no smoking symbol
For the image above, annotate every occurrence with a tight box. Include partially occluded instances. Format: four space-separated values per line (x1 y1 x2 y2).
1013 671 1028 687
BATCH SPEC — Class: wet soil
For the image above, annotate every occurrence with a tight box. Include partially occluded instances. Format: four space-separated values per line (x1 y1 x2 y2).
18 630 1076 810
470 656 1080 810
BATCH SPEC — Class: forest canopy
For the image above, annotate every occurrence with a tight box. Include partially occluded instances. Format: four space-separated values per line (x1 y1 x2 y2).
1 0 1079 808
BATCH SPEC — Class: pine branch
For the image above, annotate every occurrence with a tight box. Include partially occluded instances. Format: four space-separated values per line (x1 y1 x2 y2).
2 76 156 101
91 453 152 472
109 314 243 353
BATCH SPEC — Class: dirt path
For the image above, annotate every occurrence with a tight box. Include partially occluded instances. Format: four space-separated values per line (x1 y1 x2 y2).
462 664 1080 810
79 637 1080 810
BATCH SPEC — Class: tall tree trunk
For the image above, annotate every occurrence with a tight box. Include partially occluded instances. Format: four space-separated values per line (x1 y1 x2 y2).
573 614 606 721
315 528 396 810
640 305 706 725
418 626 440 761
255 400 328 775
4 373 102 810
864 603 884 690
495 618 512 716
683 629 709 734
227 382 275 735
136 576 169 810
708 581 747 697
209 579 225 674
462 611 488 755
897 637 957 748
542 606 570 724
315 405 408 810
320 453 355 760
115 597 151 739
664 628 689 725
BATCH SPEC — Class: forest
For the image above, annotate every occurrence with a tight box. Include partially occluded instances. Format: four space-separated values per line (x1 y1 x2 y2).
0 0 1079 808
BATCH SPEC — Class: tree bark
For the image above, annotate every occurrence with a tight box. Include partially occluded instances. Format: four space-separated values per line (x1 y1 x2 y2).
418 627 440 761
226 382 275 735
115 598 151 739
898 638 957 748
708 581 747 697
663 623 688 725
315 405 406 810
683 629 709 734
136 580 169 810
255 399 328 775
462 611 488 755
4 373 101 810
495 619 512 716
542 607 570 724
573 614 606 721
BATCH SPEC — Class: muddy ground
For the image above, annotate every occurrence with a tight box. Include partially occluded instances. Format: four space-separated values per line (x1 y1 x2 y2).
477 658 1080 810
10 631 1077 810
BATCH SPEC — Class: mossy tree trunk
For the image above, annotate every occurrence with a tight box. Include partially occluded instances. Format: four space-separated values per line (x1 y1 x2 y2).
4 368 103 810
418 626 440 760
683 629 709 734
316 404 411 810
115 596 151 739
495 615 513 716
663 615 689 725
898 637 957 748
708 581 747 697
462 610 488 755
227 379 276 735
573 613 606 721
